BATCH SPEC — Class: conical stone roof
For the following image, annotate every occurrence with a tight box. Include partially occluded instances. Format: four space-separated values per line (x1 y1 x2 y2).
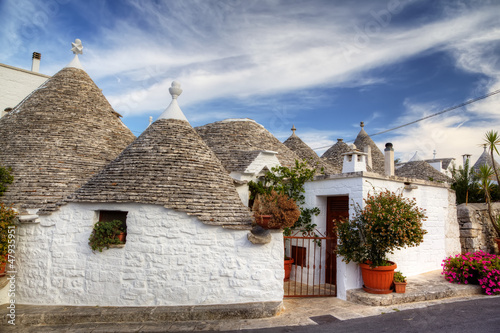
396 160 451 183
68 118 252 226
473 146 500 173
67 83 252 227
353 122 385 174
0 66 135 211
320 138 351 174
283 126 336 174
195 119 301 173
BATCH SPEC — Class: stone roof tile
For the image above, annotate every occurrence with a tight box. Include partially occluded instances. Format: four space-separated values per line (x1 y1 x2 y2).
66 119 253 226
0 67 135 211
195 119 301 173
396 160 452 183
283 131 336 174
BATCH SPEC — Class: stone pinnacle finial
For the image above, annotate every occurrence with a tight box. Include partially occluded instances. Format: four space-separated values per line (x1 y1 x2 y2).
169 81 183 99
291 124 296 135
360 121 364 128
157 81 188 123
71 39 83 55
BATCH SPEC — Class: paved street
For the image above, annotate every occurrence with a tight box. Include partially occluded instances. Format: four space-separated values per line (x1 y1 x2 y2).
231 297 500 333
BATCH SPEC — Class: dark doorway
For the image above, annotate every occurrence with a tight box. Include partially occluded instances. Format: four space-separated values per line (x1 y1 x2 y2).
326 196 349 285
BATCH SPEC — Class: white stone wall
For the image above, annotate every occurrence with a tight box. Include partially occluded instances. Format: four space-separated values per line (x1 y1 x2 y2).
0 64 50 116
14 203 284 306
302 173 460 300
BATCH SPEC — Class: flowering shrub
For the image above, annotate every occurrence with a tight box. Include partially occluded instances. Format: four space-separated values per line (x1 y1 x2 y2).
442 251 500 295
336 189 427 267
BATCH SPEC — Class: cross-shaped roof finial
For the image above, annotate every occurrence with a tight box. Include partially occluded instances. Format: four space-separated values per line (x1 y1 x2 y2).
291 124 296 136
71 39 83 55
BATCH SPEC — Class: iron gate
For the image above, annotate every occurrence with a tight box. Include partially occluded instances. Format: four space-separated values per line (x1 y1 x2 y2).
284 230 337 297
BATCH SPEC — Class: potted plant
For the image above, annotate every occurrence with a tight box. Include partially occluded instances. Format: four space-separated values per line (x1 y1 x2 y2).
252 190 300 230
88 219 126 252
284 256 294 281
393 271 407 293
336 189 427 294
0 203 17 277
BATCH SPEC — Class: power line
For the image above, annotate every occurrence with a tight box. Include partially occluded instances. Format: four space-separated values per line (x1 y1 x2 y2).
311 88 500 151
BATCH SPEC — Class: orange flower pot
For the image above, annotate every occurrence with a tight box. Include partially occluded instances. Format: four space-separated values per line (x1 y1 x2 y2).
359 261 397 294
394 281 407 293
116 232 126 242
284 257 294 281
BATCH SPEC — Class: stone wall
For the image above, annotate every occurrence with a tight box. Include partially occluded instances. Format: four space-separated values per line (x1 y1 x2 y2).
457 202 500 254
11 203 284 307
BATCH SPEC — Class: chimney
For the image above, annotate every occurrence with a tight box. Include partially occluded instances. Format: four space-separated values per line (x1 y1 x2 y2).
363 145 372 169
1 107 12 118
462 154 471 166
341 145 368 173
31 52 41 72
384 143 394 176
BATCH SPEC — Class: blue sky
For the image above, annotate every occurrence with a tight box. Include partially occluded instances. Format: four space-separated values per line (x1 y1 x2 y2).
2 0 500 165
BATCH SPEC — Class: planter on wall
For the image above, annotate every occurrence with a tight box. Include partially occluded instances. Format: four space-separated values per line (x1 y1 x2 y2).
116 232 126 243
394 281 407 293
496 238 500 253
359 261 397 294
284 257 294 281
256 215 279 229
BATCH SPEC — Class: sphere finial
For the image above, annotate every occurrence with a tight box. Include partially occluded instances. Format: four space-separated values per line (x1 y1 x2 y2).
169 81 183 99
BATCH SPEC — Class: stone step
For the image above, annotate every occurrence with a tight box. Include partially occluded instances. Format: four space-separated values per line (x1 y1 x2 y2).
346 270 483 306
0 301 283 327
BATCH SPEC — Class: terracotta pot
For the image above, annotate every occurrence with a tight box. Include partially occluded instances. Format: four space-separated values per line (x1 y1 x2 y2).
116 232 126 242
359 261 397 294
256 215 279 229
284 258 294 281
394 281 407 293
496 238 500 253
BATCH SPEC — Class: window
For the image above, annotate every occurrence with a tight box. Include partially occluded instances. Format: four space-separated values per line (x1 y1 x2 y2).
98 210 128 241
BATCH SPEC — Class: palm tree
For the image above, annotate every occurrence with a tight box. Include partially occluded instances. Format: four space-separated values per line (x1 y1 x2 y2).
484 130 500 185
477 165 500 238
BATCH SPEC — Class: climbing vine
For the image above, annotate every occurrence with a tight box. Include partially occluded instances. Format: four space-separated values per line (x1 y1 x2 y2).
0 165 13 198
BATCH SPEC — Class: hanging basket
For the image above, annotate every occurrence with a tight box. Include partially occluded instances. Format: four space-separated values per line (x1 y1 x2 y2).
256 215 279 229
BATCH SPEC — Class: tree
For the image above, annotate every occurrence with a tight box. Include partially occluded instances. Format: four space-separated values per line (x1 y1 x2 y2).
483 130 500 186
477 165 500 238
449 159 481 204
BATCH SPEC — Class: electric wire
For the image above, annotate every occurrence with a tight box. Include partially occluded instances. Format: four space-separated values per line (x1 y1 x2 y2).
311 88 500 151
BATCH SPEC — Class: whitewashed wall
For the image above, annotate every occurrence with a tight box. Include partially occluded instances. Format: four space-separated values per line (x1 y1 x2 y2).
0 64 50 116
15 203 284 306
301 173 460 300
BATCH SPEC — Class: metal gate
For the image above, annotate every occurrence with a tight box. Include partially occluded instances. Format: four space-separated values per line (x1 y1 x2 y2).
284 230 336 297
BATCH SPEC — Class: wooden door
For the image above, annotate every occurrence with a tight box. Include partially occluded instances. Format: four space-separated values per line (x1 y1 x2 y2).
325 196 349 285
